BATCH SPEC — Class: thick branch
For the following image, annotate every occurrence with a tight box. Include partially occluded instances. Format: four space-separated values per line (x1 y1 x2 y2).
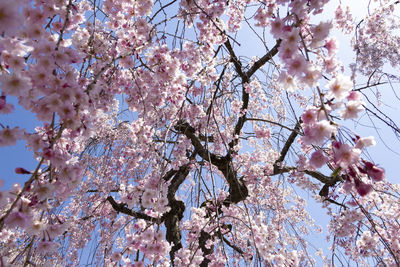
199 230 213 267
106 196 160 223
246 39 282 78
174 121 224 166
164 164 191 264
164 199 185 264
276 121 301 161
303 170 338 186
221 236 244 255
224 39 246 80
174 120 248 205
273 121 301 174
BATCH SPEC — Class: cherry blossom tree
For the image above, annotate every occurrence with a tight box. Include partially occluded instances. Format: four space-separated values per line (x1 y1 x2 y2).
1 0 400 266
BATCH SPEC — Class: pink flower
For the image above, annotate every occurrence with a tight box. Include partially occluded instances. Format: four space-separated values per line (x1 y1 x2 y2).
323 56 339 73
0 180 9 206
355 136 376 149
5 211 31 229
309 150 328 169
0 126 23 147
0 72 32 97
342 180 353 194
364 161 385 182
302 120 336 145
301 108 319 124
270 18 285 38
311 21 333 48
287 55 308 76
27 220 45 235
354 179 373 196
36 241 57 254
347 91 362 101
254 8 268 27
368 166 385 182
110 252 122 262
339 100 364 120
324 38 338 55
326 74 353 101
0 1 21 36
277 72 297 92
301 67 321 87
283 28 300 46
278 42 298 61
58 103 75 120
333 142 360 169
0 95 14 114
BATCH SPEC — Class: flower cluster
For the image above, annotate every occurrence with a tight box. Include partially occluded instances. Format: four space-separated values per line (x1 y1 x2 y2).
0 0 398 266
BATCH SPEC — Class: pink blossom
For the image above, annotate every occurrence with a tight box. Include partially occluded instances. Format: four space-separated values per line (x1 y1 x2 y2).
368 166 385 182
110 252 122 262
333 142 360 168
347 91 362 101
301 120 336 145
283 28 300 47
324 38 339 55
36 241 57 254
0 1 21 36
254 8 269 27
342 180 354 194
277 72 297 92
0 127 23 147
0 179 9 206
311 21 333 48
355 136 376 149
309 150 328 169
301 108 319 124
0 72 32 97
5 211 31 229
339 100 364 120
0 95 14 114
270 18 285 38
323 56 339 73
27 220 46 235
278 42 297 61
287 55 308 76
364 161 385 182
326 74 353 101
301 67 321 88
354 179 373 196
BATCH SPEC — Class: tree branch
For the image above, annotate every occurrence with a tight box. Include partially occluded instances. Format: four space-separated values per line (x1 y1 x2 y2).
106 196 161 223
246 39 281 78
